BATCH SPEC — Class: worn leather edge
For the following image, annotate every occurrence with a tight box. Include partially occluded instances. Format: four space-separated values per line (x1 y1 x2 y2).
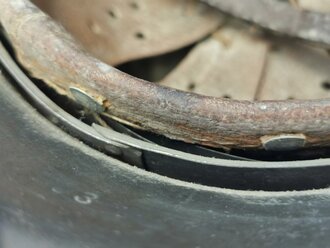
1 0 330 149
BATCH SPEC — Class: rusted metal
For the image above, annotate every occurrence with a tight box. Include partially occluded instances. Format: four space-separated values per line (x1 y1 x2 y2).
202 0 330 47
1 0 330 149
32 0 223 66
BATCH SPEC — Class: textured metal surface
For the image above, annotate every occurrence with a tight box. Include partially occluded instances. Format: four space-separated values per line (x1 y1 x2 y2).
3 68 330 247
2 0 330 149
5 38 330 191
0 39 251 166
32 0 223 65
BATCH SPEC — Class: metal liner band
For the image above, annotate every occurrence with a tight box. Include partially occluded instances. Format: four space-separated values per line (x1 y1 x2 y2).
1 0 330 149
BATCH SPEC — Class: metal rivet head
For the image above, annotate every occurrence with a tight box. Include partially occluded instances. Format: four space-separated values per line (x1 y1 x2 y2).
261 134 306 151
70 87 105 113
